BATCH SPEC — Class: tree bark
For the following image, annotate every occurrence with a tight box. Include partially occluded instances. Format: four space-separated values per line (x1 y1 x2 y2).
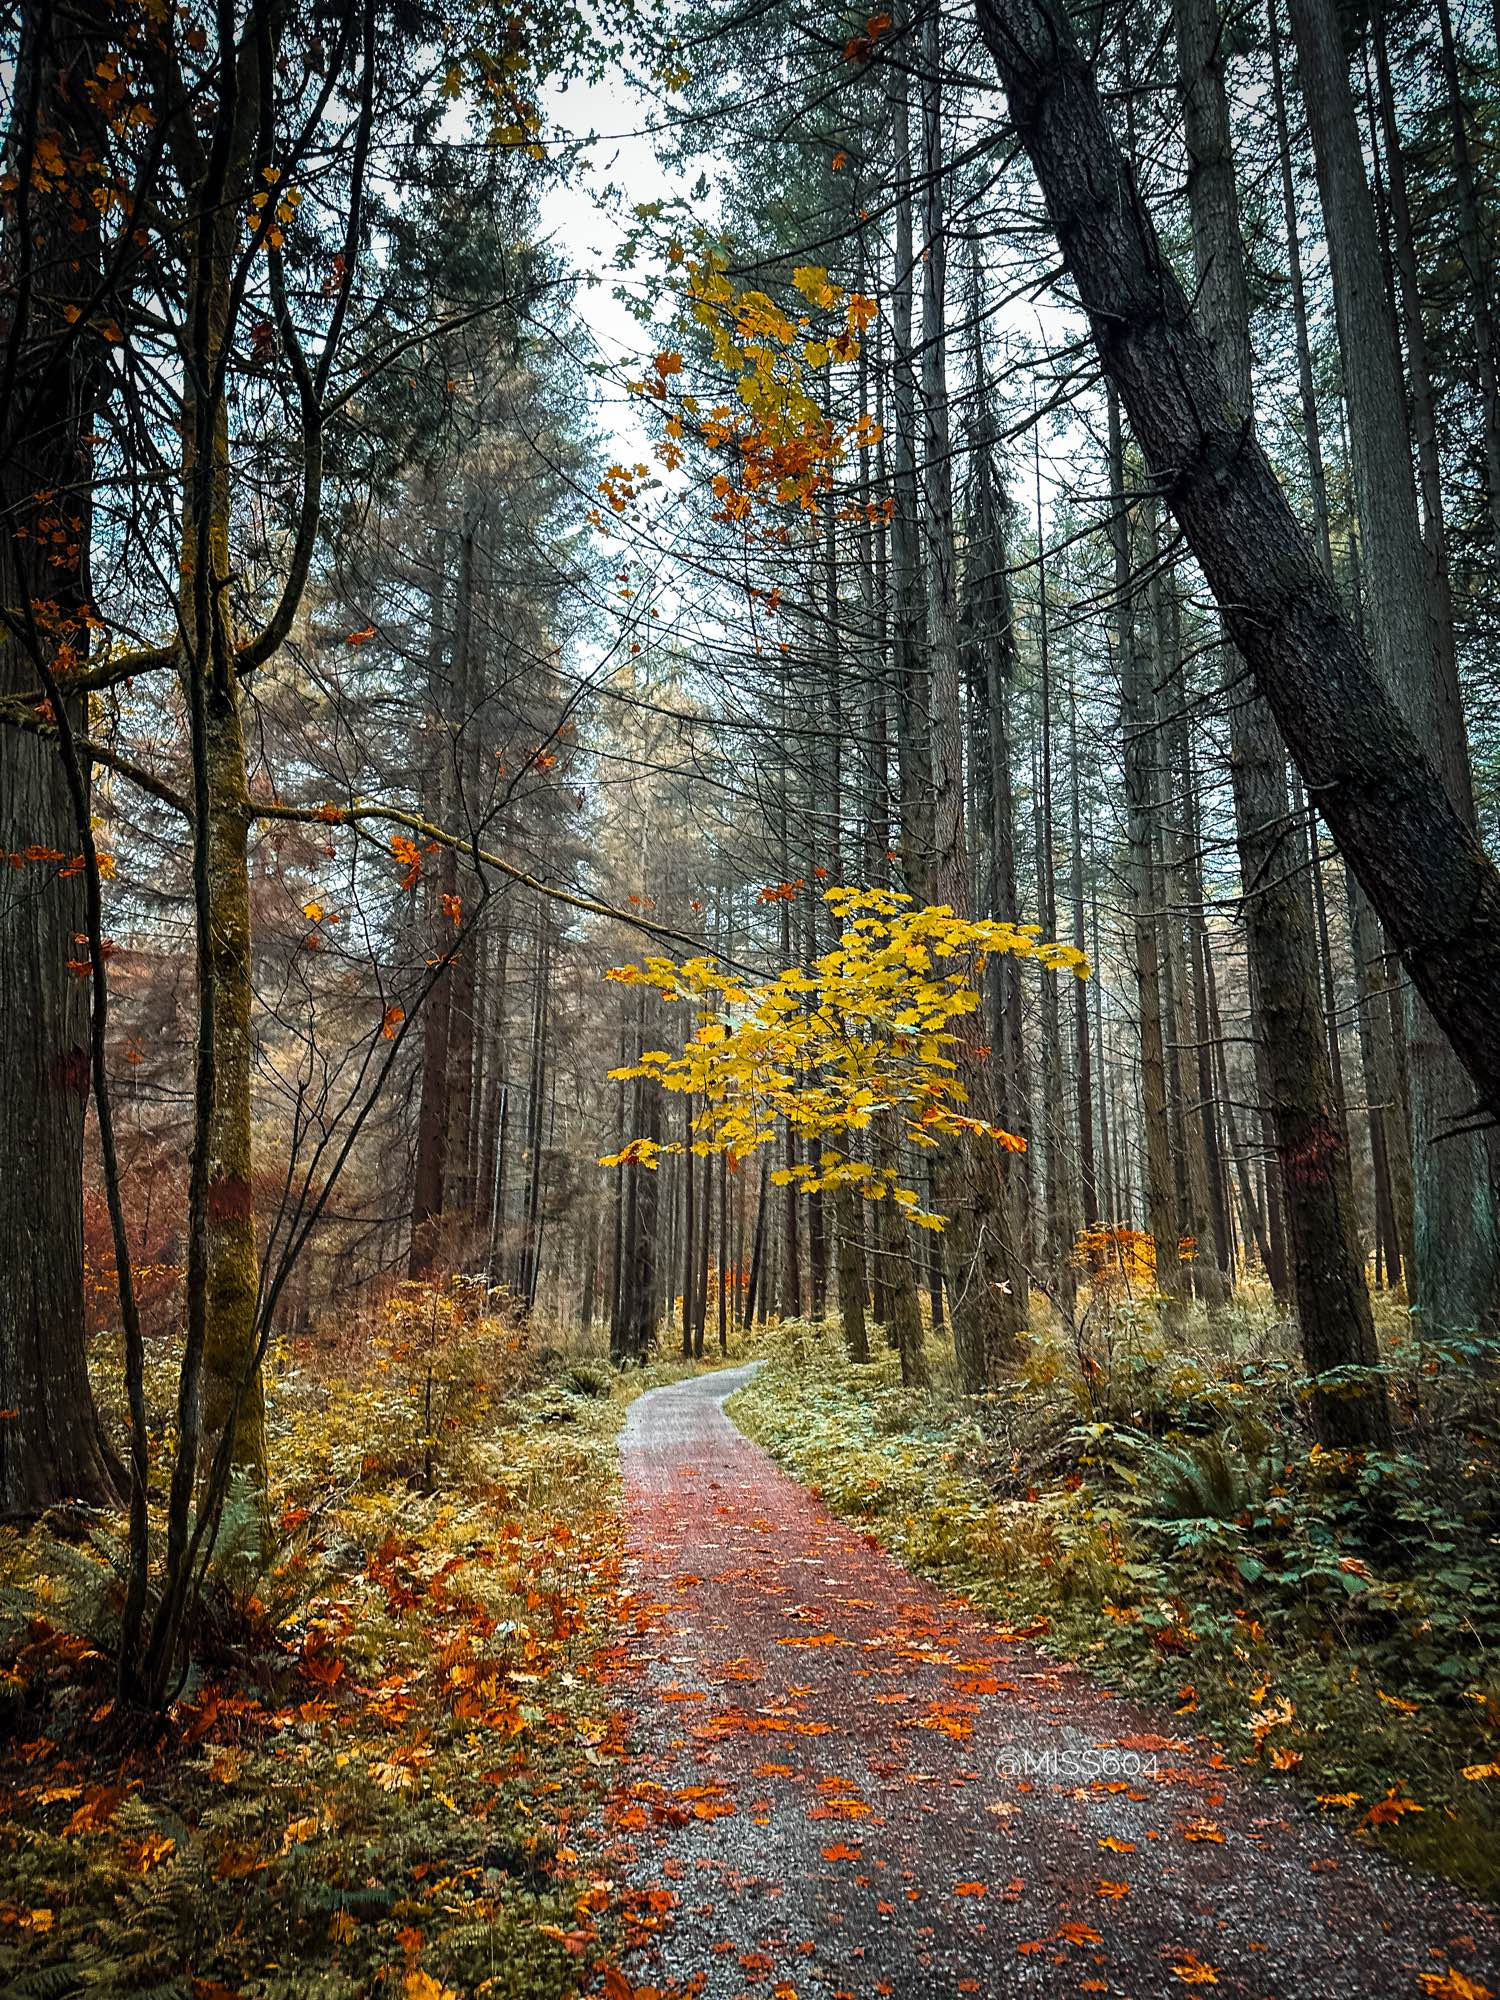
1171 0 1388 1443
0 2 121 1513
970 0 1500 1144
1287 0 1497 1339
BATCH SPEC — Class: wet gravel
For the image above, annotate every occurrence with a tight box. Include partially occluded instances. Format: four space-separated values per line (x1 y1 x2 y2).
600 1365 1498 1998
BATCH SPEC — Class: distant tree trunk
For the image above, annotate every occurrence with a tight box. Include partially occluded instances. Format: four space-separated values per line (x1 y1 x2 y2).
0 2 121 1514
1179 728 1234 1278
1369 2 1460 712
1033 433 1077 1314
888 45 934 886
1068 687 1098 1230
1432 0 1500 550
833 1187 870 1362
1109 389 1183 1311
681 1093 696 1359
408 541 457 1281
879 1121 928 1387
743 1154 769 1330
1152 530 1225 1303
443 514 485 1238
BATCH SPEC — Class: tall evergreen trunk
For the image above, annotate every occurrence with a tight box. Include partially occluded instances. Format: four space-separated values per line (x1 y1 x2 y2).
1068 688 1099 1230
1287 0 1497 1342
1174 0 1388 1443
1033 432 1077 1313
1432 0 1500 550
0 3 121 1513
1109 390 1183 1310
408 541 458 1279
919 0 1028 1382
1179 722 1234 1278
443 514 485 1235
888 48 934 885
832 1187 870 1362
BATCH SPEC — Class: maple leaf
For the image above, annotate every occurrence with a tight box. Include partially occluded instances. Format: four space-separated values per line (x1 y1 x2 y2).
1360 1788 1423 1828
403 1974 457 2000
1168 1953 1219 1986
1058 1922 1104 1947
391 835 422 890
1463 1761 1500 1781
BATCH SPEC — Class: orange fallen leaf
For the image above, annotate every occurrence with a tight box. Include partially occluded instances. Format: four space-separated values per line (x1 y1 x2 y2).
1360 1789 1423 1829
1169 1953 1219 1986
1418 1971 1492 1999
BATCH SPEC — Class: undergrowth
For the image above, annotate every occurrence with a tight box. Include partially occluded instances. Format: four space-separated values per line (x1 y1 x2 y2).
0 1286 703 2000
730 1301 1500 1900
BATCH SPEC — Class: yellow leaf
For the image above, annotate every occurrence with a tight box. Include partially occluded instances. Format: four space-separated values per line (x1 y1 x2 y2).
404 1974 459 2000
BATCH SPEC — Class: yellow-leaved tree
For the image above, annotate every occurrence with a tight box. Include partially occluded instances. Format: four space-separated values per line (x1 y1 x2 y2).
601 887 1087 1229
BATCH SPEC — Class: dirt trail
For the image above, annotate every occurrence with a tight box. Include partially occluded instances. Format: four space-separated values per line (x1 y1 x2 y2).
602 1366 1497 1998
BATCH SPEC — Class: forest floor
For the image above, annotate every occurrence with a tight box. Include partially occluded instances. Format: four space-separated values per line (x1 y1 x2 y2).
0 1328 701 2000
4 1304 1499 1999
604 1364 1498 1999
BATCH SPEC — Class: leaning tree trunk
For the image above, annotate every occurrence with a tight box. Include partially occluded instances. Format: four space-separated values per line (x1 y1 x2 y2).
0 2 121 1513
971 0 1500 1140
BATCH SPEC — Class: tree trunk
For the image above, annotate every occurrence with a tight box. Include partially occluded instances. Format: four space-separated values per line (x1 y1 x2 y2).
0 4 122 1514
970 0 1500 1144
919 0 1028 1382
1172 0 1388 1444
1109 390 1183 1311
1287 0 1497 1339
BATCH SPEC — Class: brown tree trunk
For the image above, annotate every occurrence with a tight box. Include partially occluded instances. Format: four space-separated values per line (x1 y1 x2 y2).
1109 390 1183 1312
0 2 120 1513
1171 0 1388 1444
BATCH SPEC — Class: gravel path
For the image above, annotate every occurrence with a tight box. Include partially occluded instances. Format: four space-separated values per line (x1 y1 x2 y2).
602 1365 1497 1998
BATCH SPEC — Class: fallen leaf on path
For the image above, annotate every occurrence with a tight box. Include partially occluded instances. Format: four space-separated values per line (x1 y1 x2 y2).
1168 1952 1220 1985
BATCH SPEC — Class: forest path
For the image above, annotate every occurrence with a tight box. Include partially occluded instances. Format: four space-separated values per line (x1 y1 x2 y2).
603 1366 1498 1999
